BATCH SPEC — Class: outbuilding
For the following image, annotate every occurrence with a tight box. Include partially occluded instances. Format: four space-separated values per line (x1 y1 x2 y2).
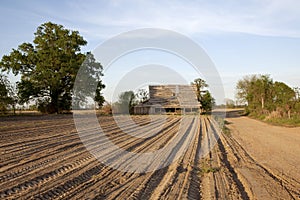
134 85 201 114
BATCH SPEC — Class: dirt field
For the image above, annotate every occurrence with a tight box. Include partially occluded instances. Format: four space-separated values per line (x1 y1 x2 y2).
0 113 299 199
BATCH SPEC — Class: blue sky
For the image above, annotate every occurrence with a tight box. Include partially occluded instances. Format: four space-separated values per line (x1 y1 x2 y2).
1 0 300 104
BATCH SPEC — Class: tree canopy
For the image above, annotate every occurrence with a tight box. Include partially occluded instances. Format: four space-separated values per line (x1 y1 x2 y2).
236 75 274 111
236 74 298 118
192 78 215 113
0 22 105 113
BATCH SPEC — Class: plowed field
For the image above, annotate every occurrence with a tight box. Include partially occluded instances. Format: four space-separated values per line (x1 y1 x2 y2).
0 113 299 199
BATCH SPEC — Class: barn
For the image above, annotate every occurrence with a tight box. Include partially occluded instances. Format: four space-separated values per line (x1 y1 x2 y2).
134 85 201 114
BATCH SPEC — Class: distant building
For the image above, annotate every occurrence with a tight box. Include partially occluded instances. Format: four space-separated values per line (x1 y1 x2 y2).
134 85 201 114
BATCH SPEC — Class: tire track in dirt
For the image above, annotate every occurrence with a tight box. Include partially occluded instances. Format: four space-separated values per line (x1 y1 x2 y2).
199 117 218 199
0 116 153 175
88 117 184 199
0 115 180 199
209 117 250 200
32 161 104 199
0 115 158 195
50 116 181 199
199 117 250 200
221 127 299 200
126 116 200 200
156 117 200 200
0 154 96 198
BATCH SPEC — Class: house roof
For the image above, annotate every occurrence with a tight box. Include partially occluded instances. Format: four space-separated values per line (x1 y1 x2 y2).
135 85 201 108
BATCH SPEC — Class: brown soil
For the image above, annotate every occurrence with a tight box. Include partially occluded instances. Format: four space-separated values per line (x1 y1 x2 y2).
0 113 299 199
225 111 300 200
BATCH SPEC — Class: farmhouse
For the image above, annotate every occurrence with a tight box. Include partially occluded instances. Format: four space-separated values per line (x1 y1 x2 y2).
134 85 201 114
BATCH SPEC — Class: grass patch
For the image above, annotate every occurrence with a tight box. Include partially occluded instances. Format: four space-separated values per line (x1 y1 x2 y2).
198 166 220 175
249 113 300 127
213 116 232 136
249 113 267 120
265 117 300 127
222 123 231 136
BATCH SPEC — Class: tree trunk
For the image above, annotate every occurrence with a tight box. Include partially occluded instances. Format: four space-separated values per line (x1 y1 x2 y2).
50 91 59 114
261 97 264 109
13 104 16 115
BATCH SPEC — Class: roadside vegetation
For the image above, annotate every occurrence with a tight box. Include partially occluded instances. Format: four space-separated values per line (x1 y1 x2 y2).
236 74 300 126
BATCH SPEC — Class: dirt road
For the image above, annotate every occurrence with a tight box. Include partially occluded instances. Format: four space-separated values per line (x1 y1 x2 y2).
225 113 300 200
0 114 299 199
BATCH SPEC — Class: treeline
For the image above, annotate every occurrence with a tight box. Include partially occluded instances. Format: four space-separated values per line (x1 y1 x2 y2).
236 74 300 123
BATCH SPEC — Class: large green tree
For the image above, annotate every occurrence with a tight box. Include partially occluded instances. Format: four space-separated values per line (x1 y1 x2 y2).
236 74 273 112
0 22 104 113
273 81 295 118
192 78 208 102
254 75 273 110
201 91 215 112
74 52 106 109
192 78 214 113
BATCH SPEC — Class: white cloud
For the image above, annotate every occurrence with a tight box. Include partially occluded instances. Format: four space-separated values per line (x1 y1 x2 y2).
4 0 300 41
49 0 300 39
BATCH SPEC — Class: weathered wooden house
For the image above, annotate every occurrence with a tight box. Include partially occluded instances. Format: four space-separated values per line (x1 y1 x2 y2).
134 85 201 114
